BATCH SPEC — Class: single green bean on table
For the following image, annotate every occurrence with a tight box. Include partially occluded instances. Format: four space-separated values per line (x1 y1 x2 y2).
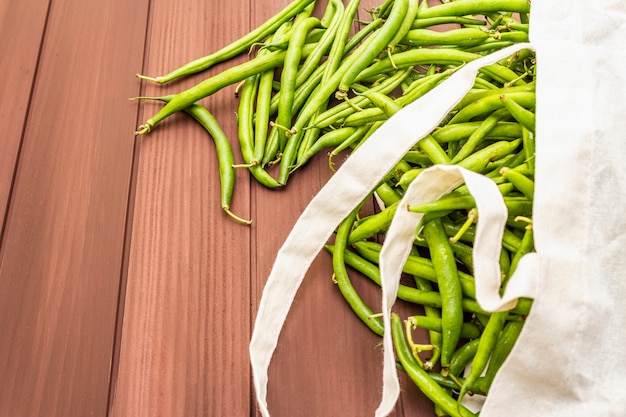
132 95 252 224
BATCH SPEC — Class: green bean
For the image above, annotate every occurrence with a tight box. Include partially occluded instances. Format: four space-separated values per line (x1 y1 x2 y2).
378 178 403 203
448 338 480 377
418 135 452 165
267 14 379 124
311 66 414 128
485 149 527 178
337 0 410 95
269 56 325 119
333 206 384 336
355 49 480 83
330 246 449 310
137 0 316 84
401 151 433 166
343 17 384 53
266 61 327 165
342 107 389 127
397 167 426 190
423 218 463 367
136 44 318 135
254 68 275 163
391 313 477 417
324 0 363 81
456 139 522 173
508 224 534 277
500 93 536 133
496 30 530 43
432 121 522 144
275 17 322 150
500 166 534 199
319 0 340 27
385 0 421 60
374 0 395 19
475 319 524 394
400 28 490 48
348 201 399 244
329 123 375 163
257 27 325 52
460 222 533 400
294 127 358 168
450 107 510 163
448 239 475 272
359 91 402 117
133 95 252 223
408 192 524 215
454 81 535 111
462 40 515 54
458 310 507 401
288 1 345 161
416 0 530 19
296 114 327 164
252 21 294 163
481 61 529 86
413 272 443 369
409 315 481 340
410 16 487 29
522 126 535 171
425 372 467 392
292 1 316 23
397 67 457 107
262 128 282 167
232 79 282 189
352 240 478 300
237 75 260 165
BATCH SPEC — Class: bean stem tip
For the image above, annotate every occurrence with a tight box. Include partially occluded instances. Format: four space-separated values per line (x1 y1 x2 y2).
223 206 253 225
135 123 152 135
135 73 162 83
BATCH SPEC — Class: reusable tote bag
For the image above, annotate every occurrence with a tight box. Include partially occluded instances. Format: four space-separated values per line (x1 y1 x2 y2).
249 0 626 415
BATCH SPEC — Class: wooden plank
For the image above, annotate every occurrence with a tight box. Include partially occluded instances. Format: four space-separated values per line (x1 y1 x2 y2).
0 0 149 416
0 0 50 229
109 0 253 415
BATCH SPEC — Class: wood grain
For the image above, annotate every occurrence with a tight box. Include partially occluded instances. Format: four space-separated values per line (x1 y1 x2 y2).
0 0 51 228
0 0 148 416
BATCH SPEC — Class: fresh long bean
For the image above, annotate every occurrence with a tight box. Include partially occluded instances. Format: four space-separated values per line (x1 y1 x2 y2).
133 95 251 224
137 0 316 84
136 44 318 135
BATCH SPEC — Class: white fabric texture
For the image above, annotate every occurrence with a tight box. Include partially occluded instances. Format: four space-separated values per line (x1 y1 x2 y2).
249 43 532 417
480 1 626 416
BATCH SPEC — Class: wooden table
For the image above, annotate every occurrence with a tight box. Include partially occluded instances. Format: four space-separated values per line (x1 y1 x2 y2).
0 0 435 415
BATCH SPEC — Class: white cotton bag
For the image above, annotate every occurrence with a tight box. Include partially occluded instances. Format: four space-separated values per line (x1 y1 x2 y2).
249 0 626 415
479 1 626 416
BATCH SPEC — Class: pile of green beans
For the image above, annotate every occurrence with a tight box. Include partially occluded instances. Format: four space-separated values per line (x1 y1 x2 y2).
325 48 536 415
134 0 537 413
133 0 532 223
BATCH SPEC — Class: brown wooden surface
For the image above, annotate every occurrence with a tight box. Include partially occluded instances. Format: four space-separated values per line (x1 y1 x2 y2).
0 1 436 416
